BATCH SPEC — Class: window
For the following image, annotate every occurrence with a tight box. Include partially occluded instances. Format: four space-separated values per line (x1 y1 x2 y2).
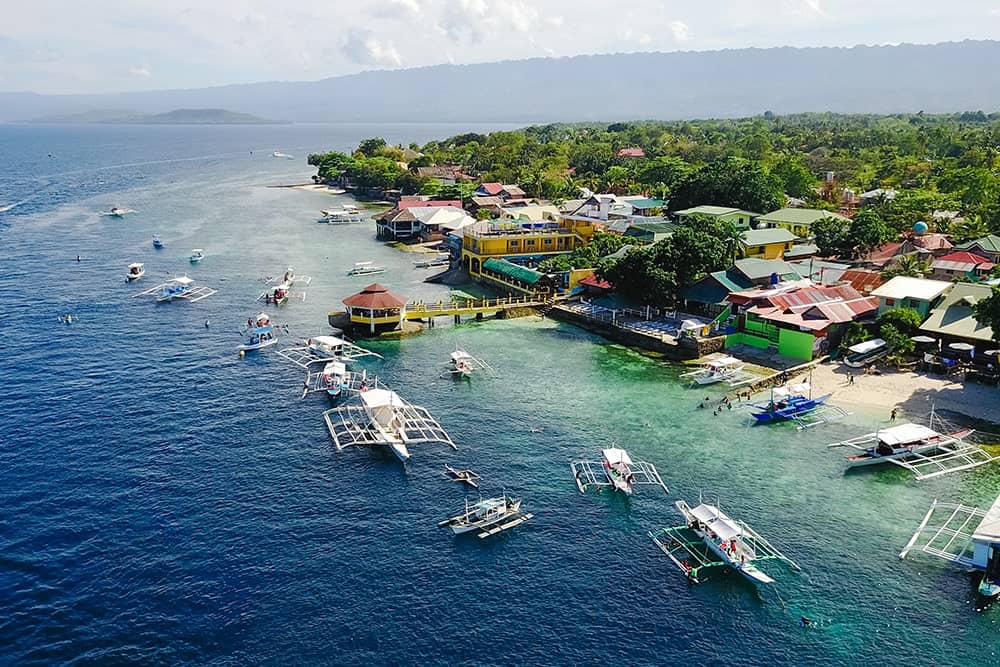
885 298 895 306
543 238 553 245
526 239 535 247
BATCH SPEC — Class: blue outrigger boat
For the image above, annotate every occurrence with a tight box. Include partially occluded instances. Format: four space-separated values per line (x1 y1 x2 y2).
750 383 831 424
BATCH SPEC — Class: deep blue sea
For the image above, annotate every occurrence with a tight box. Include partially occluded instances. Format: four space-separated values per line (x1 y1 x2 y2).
1 123 999 666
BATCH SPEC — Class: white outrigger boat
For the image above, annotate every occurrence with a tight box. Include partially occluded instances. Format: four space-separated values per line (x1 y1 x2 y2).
347 261 386 276
302 365 378 399
445 348 491 378
900 493 1000 603
239 312 279 353
125 262 145 281
322 387 456 462
413 253 450 268
189 248 205 263
826 412 995 480
438 496 533 539
258 268 311 306
319 205 365 224
649 500 800 585
271 151 294 159
280 267 311 286
571 448 669 495
680 356 755 387
135 276 217 303
277 334 382 368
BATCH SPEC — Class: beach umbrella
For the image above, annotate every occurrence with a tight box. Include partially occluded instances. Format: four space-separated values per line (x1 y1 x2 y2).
949 342 975 351
985 349 1000 356
911 335 936 344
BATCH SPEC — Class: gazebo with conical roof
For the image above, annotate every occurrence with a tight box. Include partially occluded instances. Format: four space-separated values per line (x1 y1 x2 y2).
342 283 408 334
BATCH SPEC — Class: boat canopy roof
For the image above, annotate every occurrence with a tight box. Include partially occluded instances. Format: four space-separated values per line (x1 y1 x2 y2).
602 448 633 466
361 388 402 409
450 350 473 361
877 423 938 445
691 503 743 541
323 360 347 374
773 383 809 399
171 276 195 285
708 356 741 368
974 494 1000 543
311 335 346 347
192 248 204 252
848 338 886 355
128 262 144 269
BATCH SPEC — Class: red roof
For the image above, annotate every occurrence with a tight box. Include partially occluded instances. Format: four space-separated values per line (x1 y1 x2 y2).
933 250 994 268
397 199 462 209
580 275 612 290
734 284 877 331
911 233 953 251
343 283 407 309
478 182 503 195
866 241 904 263
617 147 645 158
839 269 883 293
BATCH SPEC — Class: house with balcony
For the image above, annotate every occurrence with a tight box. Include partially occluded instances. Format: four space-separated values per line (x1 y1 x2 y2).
870 276 952 319
460 218 596 278
673 205 759 230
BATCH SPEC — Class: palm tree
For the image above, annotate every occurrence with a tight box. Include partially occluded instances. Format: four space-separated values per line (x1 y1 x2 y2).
883 254 931 279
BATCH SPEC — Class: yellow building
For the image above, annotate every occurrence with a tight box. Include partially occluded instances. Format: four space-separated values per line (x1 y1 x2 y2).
754 208 850 238
740 227 798 259
460 218 595 277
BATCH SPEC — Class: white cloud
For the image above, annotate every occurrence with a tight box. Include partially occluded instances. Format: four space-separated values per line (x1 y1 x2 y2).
546 15 564 28
802 0 826 16
342 28 402 68
637 32 652 45
669 20 690 42
439 0 489 41
128 64 151 77
374 0 422 18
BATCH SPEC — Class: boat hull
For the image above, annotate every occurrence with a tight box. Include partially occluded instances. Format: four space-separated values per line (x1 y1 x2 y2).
239 338 278 352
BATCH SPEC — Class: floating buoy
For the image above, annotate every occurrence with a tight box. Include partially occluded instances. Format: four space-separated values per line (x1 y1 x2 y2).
239 349 245 359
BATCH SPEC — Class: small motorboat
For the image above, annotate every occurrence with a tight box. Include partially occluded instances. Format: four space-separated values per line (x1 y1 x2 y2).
126 262 145 281
239 313 278 353
104 206 135 217
152 234 164 249
320 360 349 397
190 248 205 263
413 254 450 268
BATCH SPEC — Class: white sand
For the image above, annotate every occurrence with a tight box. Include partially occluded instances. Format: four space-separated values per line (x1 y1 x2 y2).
805 362 1000 424
288 184 346 194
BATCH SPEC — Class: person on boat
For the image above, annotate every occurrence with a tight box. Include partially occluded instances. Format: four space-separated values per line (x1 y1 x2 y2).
248 318 254 329
76 255 81 262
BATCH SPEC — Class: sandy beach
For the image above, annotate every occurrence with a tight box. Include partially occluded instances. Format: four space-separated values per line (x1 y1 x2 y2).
804 362 1000 426
269 183 347 194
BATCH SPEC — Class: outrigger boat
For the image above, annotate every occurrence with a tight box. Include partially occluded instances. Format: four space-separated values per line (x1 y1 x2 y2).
322 387 456 462
438 496 533 539
271 151 294 159
189 248 205 263
680 356 755 387
649 500 800 585
239 313 279 352
900 493 1000 603
302 365 378 399
825 412 995 480
125 262 145 281
445 348 491 378
413 254 450 268
750 383 833 424
135 276 217 303
277 334 383 369
260 281 292 305
571 448 669 495
318 205 365 224
445 465 481 488
347 261 386 276
280 267 311 286
152 234 164 249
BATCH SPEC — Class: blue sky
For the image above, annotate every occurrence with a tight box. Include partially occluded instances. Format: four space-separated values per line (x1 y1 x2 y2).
2 0 998 94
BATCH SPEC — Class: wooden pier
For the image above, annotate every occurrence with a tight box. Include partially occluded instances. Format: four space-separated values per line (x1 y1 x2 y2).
403 295 549 325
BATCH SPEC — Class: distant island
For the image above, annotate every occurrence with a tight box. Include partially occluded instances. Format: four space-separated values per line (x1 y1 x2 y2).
25 108 282 124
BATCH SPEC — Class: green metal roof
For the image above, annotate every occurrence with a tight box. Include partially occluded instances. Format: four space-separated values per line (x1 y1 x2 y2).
918 283 995 343
623 198 665 209
755 208 849 225
482 257 544 285
682 270 753 304
674 205 760 217
957 234 1000 253
733 258 802 281
741 227 797 246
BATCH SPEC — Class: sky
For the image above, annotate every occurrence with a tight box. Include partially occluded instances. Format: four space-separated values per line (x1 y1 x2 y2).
2 0 999 94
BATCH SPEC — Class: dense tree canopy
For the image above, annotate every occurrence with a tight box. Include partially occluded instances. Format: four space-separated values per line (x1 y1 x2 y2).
973 287 1000 343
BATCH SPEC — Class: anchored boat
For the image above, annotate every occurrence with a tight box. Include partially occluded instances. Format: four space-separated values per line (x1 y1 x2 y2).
322 387 456 462
413 254 450 268
347 261 386 276
445 348 491 378
649 500 800 586
681 356 755 387
438 496 533 539
318 205 365 223
571 447 669 495
189 248 205 263
126 262 145 281
277 334 382 368
901 494 1000 603
134 276 217 303
750 383 832 424
152 234 164 249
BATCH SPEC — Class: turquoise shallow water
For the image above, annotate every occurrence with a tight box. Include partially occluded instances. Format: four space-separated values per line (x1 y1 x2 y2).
1 124 999 666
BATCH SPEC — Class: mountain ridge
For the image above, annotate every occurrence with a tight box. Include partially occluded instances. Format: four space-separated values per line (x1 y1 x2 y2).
2 41 999 123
